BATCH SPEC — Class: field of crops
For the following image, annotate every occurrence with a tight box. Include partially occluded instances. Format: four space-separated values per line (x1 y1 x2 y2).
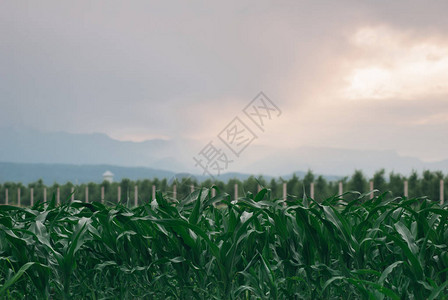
1 188 448 299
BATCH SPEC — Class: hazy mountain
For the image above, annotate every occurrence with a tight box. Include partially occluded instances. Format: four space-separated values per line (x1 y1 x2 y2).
0 162 177 184
1 128 447 182
0 162 274 184
0 127 191 172
243 146 448 177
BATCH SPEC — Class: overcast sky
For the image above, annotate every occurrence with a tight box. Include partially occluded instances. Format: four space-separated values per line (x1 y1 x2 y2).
1 1 448 162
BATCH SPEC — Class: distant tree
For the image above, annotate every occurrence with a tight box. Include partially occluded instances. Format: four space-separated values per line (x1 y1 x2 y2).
108 182 119 204
88 182 99 203
373 169 387 193
201 178 213 187
287 174 300 201
211 179 226 196
201 178 214 197
270 178 279 199
421 170 437 200
315 175 328 201
419 170 444 201
303 170 315 196
243 176 258 196
389 172 404 197
120 178 131 204
177 176 197 199
348 170 367 194
138 179 152 202
159 178 168 193
257 176 267 188
2 169 448 207
61 182 74 204
408 170 420 198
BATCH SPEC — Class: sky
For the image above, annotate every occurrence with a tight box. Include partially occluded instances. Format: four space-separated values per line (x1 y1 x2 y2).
1 1 448 163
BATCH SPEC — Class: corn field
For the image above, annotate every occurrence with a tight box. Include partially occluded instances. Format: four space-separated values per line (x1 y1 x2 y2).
1 188 448 299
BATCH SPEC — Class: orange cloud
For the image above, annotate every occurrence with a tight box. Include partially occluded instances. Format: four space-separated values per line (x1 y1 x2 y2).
342 26 448 100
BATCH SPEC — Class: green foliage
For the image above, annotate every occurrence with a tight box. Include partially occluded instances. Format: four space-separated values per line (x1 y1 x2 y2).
3 170 448 206
1 189 448 299
373 169 387 192
348 170 367 193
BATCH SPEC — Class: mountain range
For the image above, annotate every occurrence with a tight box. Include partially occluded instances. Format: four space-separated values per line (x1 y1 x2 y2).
0 127 447 184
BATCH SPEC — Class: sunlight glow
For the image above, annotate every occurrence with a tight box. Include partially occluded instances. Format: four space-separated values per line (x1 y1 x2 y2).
343 26 448 100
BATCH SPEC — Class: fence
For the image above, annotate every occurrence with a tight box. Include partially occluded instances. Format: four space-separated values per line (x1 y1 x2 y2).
1 179 446 207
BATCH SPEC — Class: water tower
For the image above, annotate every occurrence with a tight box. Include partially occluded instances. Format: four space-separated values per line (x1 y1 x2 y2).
102 170 114 183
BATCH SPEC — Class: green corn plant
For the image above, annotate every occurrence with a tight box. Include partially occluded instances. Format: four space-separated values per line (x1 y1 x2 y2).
1 187 448 298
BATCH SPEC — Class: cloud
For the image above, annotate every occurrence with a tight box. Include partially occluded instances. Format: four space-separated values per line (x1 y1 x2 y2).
1 0 448 163
342 26 448 100
412 112 448 126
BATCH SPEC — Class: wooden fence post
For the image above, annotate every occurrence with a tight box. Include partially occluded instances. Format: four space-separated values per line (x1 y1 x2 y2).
134 185 138 207
369 181 374 199
17 188 21 206
5 189 8 205
71 187 75 202
57 187 60 205
338 182 343 196
85 186 89 203
173 184 177 200
234 184 238 201
30 188 34 206
101 186 105 203
310 182 315 199
283 183 287 201
152 185 156 200
440 179 444 205
404 180 408 198
118 186 121 202
44 188 47 203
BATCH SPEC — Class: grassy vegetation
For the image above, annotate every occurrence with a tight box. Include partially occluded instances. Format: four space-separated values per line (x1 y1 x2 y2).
2 169 447 206
1 188 448 299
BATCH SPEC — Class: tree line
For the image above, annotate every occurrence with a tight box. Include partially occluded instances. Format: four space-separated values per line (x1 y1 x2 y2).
0 169 447 206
